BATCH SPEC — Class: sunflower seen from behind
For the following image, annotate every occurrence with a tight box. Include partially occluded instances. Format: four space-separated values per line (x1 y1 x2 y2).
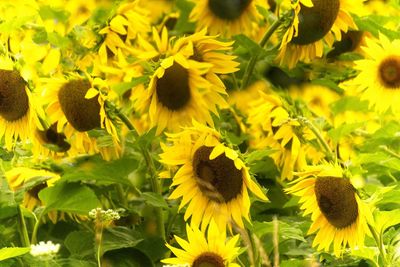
277 0 357 68
189 0 268 37
285 164 373 256
162 219 240 267
351 34 400 114
160 121 268 231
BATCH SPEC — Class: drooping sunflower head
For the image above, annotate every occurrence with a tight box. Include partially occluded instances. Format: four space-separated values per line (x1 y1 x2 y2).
57 79 101 132
189 0 268 37
160 121 267 231
0 62 39 150
162 219 241 267
286 164 373 256
278 0 357 68
351 34 400 113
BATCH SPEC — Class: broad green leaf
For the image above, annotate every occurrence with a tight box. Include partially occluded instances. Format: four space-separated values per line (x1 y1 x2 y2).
233 34 265 57
328 122 363 143
354 15 400 40
39 5 69 22
135 237 168 262
311 78 344 94
102 227 143 253
330 96 369 115
64 231 94 258
251 221 306 242
39 182 100 214
375 209 400 235
357 152 400 171
112 76 149 96
102 247 153 267
61 156 138 186
281 259 314 267
246 148 276 164
0 247 30 261
141 192 168 209
174 0 196 33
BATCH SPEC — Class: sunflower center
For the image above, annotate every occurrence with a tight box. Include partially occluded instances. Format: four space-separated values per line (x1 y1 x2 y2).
378 56 400 89
58 80 101 132
27 183 47 200
208 0 252 21
192 252 225 267
0 69 29 122
291 0 340 45
156 62 191 111
314 177 358 229
37 124 71 152
192 146 243 203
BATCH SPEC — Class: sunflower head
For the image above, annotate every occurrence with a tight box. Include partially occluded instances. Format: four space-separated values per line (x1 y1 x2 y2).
292 0 340 45
207 0 252 21
314 176 358 229
193 145 243 203
58 79 101 132
378 56 400 89
0 69 29 122
36 124 71 152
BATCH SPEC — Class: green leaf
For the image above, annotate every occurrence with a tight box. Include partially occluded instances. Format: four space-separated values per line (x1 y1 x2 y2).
61 156 138 186
357 152 400 171
174 0 196 33
141 192 168 209
135 237 168 262
246 148 277 164
354 15 400 40
0 247 30 261
102 247 153 267
251 221 306 242
281 259 314 267
102 227 143 253
39 182 100 214
327 122 363 143
112 76 149 96
64 231 94 258
233 34 265 57
375 209 400 235
330 96 369 115
39 5 69 22
47 32 70 48
310 78 344 94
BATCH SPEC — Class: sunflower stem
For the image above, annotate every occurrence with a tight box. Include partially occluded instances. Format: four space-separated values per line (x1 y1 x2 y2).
241 18 283 89
297 117 335 162
115 184 128 208
380 145 400 160
368 224 387 266
141 147 166 240
31 209 45 244
95 222 104 267
17 205 30 247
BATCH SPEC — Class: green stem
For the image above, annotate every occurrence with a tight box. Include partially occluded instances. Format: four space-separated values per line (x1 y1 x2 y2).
380 145 400 160
31 209 45 244
142 147 165 240
241 18 283 89
368 224 387 266
17 205 30 247
115 184 128 208
96 223 104 267
297 117 335 162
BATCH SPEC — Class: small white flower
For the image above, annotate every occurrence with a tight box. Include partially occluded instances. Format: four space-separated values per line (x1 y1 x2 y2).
30 241 60 257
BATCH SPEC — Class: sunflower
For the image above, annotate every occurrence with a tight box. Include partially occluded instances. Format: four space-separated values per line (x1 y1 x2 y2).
285 164 373 257
160 121 268 231
189 0 268 37
6 167 61 223
132 28 228 135
351 33 400 113
0 56 42 151
162 219 240 267
41 75 120 160
277 0 357 68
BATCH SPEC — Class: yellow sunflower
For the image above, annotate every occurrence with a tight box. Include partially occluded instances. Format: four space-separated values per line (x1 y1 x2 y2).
41 75 120 160
189 0 268 37
277 0 358 68
160 121 268 231
6 167 61 223
285 164 373 257
162 219 240 267
351 33 400 113
132 28 228 134
0 56 42 151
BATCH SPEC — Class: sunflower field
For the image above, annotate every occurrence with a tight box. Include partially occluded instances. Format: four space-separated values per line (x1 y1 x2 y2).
1 0 400 266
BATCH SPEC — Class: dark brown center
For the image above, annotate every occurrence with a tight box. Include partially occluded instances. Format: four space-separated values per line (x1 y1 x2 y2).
192 252 225 267
58 80 101 132
314 177 358 229
192 146 243 203
378 56 400 89
0 69 29 122
208 0 252 21
37 124 71 152
156 62 191 111
291 0 340 45
27 183 47 200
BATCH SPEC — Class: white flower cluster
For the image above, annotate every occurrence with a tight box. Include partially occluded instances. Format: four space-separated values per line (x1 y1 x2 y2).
30 241 60 257
88 207 122 221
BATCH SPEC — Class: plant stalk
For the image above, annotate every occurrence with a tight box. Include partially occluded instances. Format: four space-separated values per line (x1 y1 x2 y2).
17 205 30 247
